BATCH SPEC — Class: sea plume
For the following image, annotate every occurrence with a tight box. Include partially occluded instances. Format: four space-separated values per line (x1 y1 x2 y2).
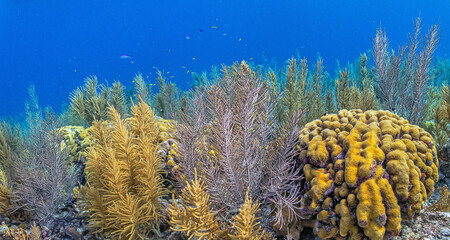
78 99 167 239
373 17 440 124
174 61 303 229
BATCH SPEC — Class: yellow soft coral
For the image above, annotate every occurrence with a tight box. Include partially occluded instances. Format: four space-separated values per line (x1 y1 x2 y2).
0 169 11 215
0 130 12 216
78 100 168 239
168 170 272 240
0 221 42 240
230 191 272 240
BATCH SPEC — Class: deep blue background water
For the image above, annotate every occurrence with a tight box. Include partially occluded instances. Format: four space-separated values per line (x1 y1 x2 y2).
1 0 449 117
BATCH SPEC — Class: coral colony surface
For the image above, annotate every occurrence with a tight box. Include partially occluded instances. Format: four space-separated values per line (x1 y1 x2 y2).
295 110 439 239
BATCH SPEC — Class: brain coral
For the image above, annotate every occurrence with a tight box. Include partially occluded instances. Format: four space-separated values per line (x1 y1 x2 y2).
296 109 439 240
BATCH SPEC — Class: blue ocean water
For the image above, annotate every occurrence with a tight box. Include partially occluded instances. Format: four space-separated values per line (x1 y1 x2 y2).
1 0 448 117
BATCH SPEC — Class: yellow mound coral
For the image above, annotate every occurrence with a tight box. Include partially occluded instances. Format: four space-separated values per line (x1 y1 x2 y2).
58 126 92 163
156 118 179 167
297 109 439 240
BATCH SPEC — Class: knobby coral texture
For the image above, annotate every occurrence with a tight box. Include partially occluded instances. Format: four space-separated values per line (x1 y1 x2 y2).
294 109 439 240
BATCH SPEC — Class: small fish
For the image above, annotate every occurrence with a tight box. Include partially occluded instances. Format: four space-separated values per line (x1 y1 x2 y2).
170 76 174 78
238 38 241 41
120 55 131 59
146 76 149 78
250 58 253 60
211 26 218 29
186 70 190 74
185 36 190 40
192 57 196 60
199 29 204 32
181 66 186 68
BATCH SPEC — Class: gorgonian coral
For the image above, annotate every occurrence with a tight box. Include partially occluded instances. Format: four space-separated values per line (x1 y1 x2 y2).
78 100 167 239
294 109 439 240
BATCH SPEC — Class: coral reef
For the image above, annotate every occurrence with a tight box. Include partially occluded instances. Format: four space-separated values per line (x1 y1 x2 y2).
294 109 439 240
57 125 94 199
78 100 168 239
1 17 448 240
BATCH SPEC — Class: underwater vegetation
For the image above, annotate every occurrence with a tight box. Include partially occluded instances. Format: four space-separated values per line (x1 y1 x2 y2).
69 76 127 126
0 17 449 240
78 100 167 239
173 61 303 231
373 18 440 125
0 221 43 240
153 70 184 120
432 85 450 152
0 99 77 237
167 169 272 240
133 73 152 106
